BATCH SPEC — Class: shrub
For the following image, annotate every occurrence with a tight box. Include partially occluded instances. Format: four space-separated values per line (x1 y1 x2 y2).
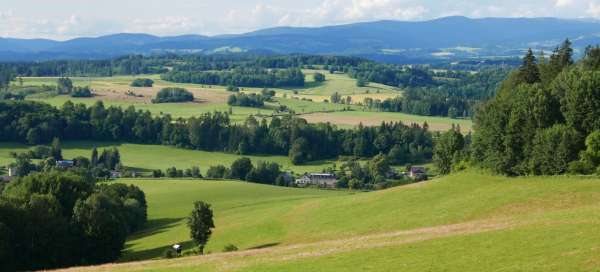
313 72 326 82
131 78 154 87
223 244 238 252
152 88 194 103
163 248 177 259
71 86 93 97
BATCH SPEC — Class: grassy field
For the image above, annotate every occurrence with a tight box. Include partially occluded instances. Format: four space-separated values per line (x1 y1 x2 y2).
0 141 334 174
19 73 470 131
300 110 473 132
56 171 600 271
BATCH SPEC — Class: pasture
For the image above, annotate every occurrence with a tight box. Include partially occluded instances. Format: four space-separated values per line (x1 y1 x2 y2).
0 141 335 174
55 171 600 271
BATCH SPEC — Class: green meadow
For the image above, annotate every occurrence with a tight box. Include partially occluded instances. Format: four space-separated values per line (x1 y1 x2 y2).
57 171 600 271
0 141 334 174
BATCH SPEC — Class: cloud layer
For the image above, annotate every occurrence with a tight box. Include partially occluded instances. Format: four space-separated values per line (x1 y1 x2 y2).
0 0 598 39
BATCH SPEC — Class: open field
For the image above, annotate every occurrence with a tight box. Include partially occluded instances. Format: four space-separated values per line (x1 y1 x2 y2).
19 74 470 131
54 171 600 271
0 141 335 174
300 111 473 132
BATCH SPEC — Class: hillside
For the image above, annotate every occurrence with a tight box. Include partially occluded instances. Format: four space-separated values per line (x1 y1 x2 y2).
2 17 600 62
55 171 600 271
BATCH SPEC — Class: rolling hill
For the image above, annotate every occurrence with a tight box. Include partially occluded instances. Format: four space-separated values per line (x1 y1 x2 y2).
2 16 600 62
54 171 600 272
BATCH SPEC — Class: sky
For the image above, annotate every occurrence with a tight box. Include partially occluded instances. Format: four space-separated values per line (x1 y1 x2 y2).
0 0 598 40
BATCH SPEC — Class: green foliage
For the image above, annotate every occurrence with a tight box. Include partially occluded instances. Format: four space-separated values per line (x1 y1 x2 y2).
70 86 93 97
529 124 582 175
227 93 265 108
152 87 194 103
313 72 326 82
73 192 130 263
187 201 215 254
162 68 305 88
130 78 154 87
356 78 368 87
206 165 228 179
56 77 73 94
472 39 600 176
516 49 541 85
0 171 147 270
433 128 466 175
229 157 253 180
223 243 238 252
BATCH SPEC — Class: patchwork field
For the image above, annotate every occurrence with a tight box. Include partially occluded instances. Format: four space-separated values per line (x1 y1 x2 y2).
54 171 600 272
19 73 470 131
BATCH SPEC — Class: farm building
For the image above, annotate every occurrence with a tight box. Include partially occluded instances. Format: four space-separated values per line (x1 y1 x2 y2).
409 166 427 181
295 173 337 188
7 166 17 177
56 160 75 169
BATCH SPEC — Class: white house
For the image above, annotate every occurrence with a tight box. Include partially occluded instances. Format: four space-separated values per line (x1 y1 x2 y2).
295 173 337 188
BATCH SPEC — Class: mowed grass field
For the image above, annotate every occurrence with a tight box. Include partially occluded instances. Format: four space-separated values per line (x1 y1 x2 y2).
19 73 471 131
57 171 600 272
0 141 334 174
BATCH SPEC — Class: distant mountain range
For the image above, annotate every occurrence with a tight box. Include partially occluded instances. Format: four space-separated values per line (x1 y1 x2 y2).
1 16 600 63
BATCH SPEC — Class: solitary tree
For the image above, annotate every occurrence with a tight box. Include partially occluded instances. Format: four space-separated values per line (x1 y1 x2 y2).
187 201 215 254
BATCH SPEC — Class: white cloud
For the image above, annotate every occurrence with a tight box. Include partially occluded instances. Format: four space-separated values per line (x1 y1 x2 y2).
127 16 201 35
555 0 574 7
588 1 600 17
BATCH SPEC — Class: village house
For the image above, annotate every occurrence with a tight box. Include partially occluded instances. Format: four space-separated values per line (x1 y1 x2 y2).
7 166 17 177
56 160 75 169
295 173 337 188
408 166 427 181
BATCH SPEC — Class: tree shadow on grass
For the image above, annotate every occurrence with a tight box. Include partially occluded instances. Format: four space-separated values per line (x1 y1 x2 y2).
120 217 187 261
248 242 280 250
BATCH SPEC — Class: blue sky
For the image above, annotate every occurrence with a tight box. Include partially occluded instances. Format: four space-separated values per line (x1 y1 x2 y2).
0 0 597 39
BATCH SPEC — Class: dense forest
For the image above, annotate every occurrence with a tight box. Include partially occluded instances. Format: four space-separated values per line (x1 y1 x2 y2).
361 68 510 117
0 100 433 165
0 170 147 271
436 41 600 176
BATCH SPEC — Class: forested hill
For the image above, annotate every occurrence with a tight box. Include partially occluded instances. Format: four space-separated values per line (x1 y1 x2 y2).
2 17 600 62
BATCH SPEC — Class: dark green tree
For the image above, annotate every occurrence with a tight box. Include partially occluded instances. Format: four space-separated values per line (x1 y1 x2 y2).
187 201 215 254
517 49 541 85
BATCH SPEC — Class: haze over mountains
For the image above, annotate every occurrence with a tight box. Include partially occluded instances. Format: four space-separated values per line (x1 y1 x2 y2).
1 16 600 62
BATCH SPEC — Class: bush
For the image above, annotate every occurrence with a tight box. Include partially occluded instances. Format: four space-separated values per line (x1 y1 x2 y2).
223 244 238 252
227 93 265 108
206 165 228 179
313 72 326 82
152 88 194 103
163 248 177 259
131 78 154 87
226 85 239 92
70 86 93 97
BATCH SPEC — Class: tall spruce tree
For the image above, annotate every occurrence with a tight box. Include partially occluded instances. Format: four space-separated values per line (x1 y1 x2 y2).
518 49 541 85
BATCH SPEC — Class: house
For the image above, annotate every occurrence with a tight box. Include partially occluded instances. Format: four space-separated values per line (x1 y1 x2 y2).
7 166 17 177
56 160 75 169
408 166 427 181
110 171 121 179
295 173 337 188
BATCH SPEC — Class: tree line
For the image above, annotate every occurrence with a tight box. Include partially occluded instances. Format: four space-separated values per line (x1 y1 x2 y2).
161 68 305 88
0 100 433 165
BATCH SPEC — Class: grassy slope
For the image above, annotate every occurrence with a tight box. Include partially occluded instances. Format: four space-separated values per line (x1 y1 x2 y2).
0 142 334 174
60 171 600 271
